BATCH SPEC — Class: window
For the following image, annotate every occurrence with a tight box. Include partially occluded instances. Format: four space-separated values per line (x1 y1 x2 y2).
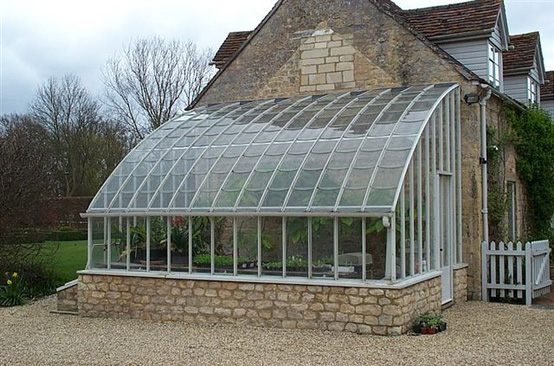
528 78 537 105
507 181 517 240
488 44 501 89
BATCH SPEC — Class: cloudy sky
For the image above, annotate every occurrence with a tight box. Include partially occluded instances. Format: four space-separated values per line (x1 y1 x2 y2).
1 0 553 115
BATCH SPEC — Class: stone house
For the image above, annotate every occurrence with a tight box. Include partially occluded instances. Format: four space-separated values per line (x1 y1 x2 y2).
62 0 547 335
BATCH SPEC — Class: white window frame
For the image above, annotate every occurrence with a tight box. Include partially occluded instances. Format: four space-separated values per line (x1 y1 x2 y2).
488 44 501 89
527 77 537 105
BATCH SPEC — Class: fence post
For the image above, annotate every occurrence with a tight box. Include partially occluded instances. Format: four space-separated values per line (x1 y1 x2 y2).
481 241 488 302
525 242 532 305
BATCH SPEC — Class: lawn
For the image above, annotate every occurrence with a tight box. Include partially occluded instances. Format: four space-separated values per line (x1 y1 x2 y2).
44 240 87 283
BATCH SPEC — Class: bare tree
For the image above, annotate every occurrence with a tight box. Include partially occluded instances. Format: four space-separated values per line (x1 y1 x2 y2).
103 37 214 139
30 75 131 197
0 114 54 229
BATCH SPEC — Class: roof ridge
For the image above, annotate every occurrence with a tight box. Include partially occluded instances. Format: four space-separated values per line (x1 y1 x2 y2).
190 0 481 109
509 31 540 39
401 0 500 13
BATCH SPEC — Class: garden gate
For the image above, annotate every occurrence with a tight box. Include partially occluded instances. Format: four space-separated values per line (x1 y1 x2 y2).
481 240 551 305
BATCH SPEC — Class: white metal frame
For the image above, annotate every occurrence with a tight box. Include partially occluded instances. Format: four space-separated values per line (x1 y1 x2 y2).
85 85 463 288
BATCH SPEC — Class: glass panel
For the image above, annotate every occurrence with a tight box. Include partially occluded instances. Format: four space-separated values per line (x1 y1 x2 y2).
365 217 388 280
109 217 127 270
285 217 308 277
261 217 283 276
149 217 168 272
311 218 334 278
236 218 258 276
129 217 147 271
191 217 212 274
338 218 362 280
169 216 189 273
91 217 106 269
213 217 233 275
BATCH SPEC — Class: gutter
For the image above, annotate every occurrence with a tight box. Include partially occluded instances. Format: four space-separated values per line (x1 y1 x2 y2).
479 85 493 244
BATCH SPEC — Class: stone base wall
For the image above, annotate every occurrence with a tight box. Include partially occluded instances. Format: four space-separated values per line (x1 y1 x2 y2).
57 283 78 312
453 267 468 304
77 274 442 335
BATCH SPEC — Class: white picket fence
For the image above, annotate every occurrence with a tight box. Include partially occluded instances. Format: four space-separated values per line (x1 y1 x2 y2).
482 240 552 305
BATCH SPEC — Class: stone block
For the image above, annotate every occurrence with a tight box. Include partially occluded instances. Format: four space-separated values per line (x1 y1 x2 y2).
328 322 345 331
326 72 343 84
373 326 387 335
330 46 355 56
238 283 255 291
282 320 297 329
345 323 358 333
302 48 329 59
299 43 315 51
222 282 238 290
301 65 317 75
318 63 335 73
320 312 335 322
299 58 326 66
315 35 332 42
300 85 317 93
336 62 354 71
316 84 335 91
356 304 381 316
309 74 326 85
336 312 349 322
349 296 363 305
342 70 354 82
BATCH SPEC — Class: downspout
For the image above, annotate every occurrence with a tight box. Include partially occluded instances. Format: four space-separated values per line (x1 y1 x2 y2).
480 86 492 244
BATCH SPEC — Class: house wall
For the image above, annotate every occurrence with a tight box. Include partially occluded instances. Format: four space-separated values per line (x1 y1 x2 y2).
195 0 466 105
453 266 468 303
191 0 530 300
438 40 489 82
486 97 530 241
77 274 441 335
541 99 554 119
504 75 528 105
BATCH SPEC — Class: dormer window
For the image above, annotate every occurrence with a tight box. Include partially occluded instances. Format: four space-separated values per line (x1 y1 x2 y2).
528 77 537 104
488 44 501 89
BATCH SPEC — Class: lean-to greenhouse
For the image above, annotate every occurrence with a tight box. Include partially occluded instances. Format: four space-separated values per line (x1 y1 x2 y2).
77 84 463 332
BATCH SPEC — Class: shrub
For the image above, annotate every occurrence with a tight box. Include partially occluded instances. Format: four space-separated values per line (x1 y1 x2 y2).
48 229 87 241
0 272 27 307
508 106 554 243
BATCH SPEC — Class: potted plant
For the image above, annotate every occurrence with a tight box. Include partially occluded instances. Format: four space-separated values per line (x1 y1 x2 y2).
413 312 447 335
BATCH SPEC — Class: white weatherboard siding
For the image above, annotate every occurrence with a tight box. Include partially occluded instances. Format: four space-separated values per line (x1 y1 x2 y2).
542 99 554 119
504 75 528 105
490 23 505 51
440 40 489 81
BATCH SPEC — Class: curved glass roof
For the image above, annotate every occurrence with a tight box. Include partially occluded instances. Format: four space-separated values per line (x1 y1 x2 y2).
88 83 457 215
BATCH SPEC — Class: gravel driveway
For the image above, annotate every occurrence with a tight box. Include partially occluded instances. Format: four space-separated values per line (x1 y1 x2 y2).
1 296 552 365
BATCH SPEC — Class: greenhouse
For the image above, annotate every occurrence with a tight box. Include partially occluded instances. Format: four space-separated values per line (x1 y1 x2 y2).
84 83 462 296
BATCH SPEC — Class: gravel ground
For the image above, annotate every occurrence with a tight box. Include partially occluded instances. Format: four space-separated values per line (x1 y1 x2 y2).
0 297 553 366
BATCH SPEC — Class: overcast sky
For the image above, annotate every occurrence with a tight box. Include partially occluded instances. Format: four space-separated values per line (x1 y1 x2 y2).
1 0 553 115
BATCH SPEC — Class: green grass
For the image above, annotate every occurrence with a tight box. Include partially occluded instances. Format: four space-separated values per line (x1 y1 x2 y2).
43 240 87 283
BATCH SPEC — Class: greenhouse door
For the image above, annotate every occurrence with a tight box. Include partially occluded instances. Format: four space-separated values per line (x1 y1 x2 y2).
439 174 454 304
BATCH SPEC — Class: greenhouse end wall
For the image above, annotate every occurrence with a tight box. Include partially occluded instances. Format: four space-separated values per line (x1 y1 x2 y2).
76 273 443 335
